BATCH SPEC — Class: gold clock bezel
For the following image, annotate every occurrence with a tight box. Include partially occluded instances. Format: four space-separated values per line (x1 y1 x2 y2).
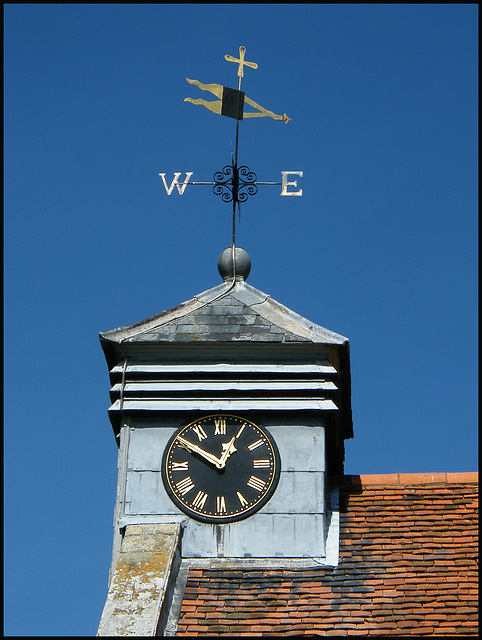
161 414 281 524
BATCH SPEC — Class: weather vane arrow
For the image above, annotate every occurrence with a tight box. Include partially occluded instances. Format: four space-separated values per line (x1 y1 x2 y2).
159 46 303 245
184 78 290 123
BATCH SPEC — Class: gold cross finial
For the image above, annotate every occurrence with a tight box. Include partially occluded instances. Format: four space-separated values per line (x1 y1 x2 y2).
225 46 258 78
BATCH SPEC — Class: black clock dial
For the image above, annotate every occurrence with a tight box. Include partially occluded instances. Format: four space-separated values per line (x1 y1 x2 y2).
162 414 281 523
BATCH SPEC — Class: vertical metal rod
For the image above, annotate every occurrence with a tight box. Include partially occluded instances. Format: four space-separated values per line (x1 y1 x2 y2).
232 70 242 246
232 118 239 245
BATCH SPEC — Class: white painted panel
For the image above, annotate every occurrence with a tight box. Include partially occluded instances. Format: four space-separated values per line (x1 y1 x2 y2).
110 399 338 411
111 363 337 374
112 380 337 392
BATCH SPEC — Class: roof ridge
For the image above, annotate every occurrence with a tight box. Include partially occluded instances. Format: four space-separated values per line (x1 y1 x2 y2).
331 472 478 486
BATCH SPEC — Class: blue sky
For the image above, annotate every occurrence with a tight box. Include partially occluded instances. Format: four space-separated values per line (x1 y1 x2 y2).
4 4 478 636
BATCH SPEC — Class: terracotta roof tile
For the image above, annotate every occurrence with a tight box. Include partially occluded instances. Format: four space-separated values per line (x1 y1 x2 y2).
176 473 478 636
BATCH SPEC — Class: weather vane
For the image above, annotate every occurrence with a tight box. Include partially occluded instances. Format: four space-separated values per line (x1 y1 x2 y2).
159 46 303 245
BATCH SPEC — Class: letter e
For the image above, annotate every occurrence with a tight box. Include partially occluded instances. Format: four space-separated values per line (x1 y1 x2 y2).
281 171 303 196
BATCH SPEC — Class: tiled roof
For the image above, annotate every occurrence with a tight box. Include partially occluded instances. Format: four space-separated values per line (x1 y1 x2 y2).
176 473 478 636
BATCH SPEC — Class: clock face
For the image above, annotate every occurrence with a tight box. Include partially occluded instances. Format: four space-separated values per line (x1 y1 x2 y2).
162 414 280 523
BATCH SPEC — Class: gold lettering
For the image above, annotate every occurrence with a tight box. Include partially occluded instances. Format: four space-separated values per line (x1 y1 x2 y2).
192 490 208 510
176 476 195 496
236 491 249 507
253 459 271 469
247 438 264 451
216 496 227 514
191 424 208 441
171 461 189 471
247 475 266 492
235 423 246 439
214 417 227 435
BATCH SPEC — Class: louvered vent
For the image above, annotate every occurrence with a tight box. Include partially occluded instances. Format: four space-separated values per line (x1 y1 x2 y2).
108 361 340 418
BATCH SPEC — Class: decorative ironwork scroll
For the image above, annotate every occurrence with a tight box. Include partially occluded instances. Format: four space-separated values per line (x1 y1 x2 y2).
213 165 258 204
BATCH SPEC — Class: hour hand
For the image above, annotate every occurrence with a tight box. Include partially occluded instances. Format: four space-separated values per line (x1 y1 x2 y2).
218 437 237 468
176 436 223 468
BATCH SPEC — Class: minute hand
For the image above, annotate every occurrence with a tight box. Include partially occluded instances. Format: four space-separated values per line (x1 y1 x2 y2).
177 436 223 468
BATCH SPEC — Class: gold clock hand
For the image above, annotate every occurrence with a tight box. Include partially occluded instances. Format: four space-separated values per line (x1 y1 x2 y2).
177 436 224 468
218 437 237 468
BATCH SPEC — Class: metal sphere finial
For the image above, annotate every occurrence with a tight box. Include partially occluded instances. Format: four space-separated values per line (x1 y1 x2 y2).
217 245 251 281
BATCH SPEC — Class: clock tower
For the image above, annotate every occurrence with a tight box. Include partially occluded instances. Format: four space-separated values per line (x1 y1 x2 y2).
97 246 352 636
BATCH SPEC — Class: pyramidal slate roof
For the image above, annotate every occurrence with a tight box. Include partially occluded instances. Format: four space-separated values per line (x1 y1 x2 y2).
100 279 349 347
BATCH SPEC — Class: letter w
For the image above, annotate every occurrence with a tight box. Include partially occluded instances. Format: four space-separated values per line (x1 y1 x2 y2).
159 172 193 195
